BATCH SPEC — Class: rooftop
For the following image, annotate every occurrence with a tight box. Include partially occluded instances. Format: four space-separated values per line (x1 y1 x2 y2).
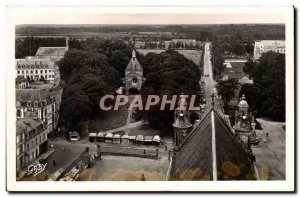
16 89 51 103
16 117 43 135
169 109 256 181
35 47 68 57
125 50 143 74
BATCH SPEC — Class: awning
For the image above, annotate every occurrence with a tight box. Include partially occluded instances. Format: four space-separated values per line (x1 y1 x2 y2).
128 136 136 140
122 135 129 139
97 132 104 137
113 134 121 139
153 135 161 142
105 133 113 138
144 136 153 142
89 133 97 137
136 135 144 141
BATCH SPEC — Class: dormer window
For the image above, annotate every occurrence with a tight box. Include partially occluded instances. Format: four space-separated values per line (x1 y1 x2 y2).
27 102 31 107
132 78 137 84
34 101 38 107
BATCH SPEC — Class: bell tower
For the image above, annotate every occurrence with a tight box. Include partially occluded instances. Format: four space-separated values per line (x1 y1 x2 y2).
124 50 145 95
233 94 257 144
173 93 192 149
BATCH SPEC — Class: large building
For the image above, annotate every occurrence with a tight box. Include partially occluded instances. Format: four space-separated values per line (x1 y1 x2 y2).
123 50 145 94
16 57 55 83
16 117 48 169
16 89 57 134
254 40 285 60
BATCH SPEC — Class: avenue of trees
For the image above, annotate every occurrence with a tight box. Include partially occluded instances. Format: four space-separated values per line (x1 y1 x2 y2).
210 43 225 78
241 52 285 121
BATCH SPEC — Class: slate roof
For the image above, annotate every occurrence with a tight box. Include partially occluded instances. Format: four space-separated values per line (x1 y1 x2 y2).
169 109 256 181
16 117 43 135
125 50 143 74
16 89 50 103
35 47 67 57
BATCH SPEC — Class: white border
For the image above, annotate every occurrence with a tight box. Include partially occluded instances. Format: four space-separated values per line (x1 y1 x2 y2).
6 6 294 192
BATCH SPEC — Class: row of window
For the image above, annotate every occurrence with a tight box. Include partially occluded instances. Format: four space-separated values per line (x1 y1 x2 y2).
17 73 55 79
17 69 53 74
17 64 51 69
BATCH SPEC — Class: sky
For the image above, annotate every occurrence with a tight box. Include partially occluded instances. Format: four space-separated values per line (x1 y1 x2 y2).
7 7 289 25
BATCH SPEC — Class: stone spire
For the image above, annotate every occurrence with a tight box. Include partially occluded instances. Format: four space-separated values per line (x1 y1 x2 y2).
173 93 192 148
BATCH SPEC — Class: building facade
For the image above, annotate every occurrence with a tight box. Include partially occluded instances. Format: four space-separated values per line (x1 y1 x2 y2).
16 117 48 169
123 50 145 94
16 57 55 83
254 40 285 60
16 89 56 134
15 76 29 89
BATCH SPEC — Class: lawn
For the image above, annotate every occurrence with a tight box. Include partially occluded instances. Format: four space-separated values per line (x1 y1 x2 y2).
88 109 128 132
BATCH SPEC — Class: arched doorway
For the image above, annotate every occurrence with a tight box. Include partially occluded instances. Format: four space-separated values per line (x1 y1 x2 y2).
128 88 139 95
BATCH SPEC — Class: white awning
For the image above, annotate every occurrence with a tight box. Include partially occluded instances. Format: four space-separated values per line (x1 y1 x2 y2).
113 134 121 139
122 135 129 139
153 135 161 142
89 133 97 137
136 135 144 141
105 133 113 138
144 136 153 142
97 132 104 137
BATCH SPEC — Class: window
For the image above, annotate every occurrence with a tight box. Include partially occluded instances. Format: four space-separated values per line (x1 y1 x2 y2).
18 65 21 69
35 70 38 74
30 70 33 74
27 102 31 107
21 70 24 74
40 70 43 74
26 70 28 74
45 70 47 73
34 101 38 107
45 75 47 79
17 110 21 117
17 71 20 74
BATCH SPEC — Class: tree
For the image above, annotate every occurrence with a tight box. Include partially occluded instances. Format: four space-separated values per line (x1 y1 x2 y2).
135 50 201 132
241 52 285 121
216 78 240 105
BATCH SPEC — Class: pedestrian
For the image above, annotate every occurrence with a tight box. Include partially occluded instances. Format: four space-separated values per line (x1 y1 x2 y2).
143 149 146 154
52 159 56 166
164 145 167 151
266 132 269 138
140 174 146 181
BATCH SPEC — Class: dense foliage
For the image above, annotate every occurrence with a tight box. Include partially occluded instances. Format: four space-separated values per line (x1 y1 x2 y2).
58 40 134 133
210 43 225 78
241 52 285 121
135 50 201 132
216 78 240 106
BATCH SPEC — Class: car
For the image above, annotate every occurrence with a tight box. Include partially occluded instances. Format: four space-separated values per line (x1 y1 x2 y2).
69 131 80 141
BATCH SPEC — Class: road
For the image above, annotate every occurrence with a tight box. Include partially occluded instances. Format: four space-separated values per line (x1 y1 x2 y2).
202 43 221 115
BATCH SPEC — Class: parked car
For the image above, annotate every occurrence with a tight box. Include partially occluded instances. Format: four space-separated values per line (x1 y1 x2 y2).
69 131 80 141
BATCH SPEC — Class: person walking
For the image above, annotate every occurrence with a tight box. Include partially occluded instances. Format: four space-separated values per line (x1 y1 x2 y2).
52 159 56 166
164 145 167 151
140 174 146 181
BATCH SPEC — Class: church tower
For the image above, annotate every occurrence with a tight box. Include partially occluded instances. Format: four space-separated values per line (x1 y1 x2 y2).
124 50 145 95
173 93 193 149
233 94 257 144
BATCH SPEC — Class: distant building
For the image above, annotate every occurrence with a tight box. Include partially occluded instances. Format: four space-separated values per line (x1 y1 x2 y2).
123 50 145 95
15 76 29 89
34 37 69 61
16 117 48 169
16 89 57 134
16 57 55 83
254 40 285 60
172 39 197 46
